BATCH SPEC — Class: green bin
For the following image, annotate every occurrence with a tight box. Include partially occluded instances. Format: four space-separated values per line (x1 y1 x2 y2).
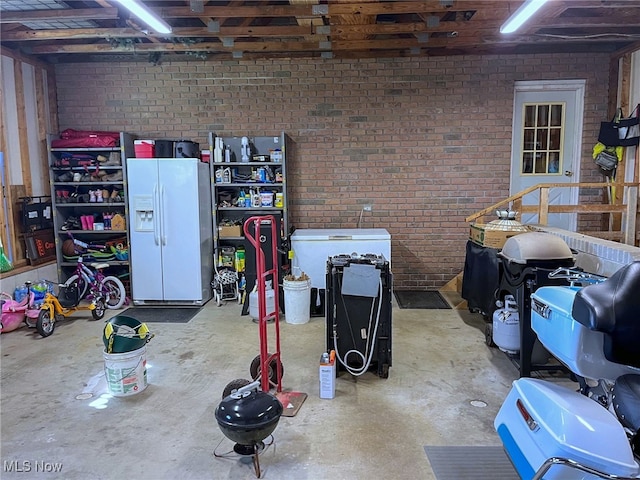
103 315 152 353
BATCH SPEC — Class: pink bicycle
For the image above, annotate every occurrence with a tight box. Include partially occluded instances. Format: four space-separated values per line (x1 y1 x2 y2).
64 235 126 310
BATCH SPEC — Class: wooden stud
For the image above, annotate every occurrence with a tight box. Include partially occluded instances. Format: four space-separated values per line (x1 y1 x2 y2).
13 58 32 198
625 186 638 246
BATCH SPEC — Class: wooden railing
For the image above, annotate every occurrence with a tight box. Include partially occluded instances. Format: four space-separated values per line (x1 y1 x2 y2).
465 182 640 246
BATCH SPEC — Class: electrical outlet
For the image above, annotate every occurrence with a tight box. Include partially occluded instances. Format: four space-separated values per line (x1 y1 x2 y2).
363 204 373 212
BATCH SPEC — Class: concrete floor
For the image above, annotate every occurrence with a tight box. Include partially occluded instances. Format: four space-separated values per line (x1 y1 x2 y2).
1 297 523 479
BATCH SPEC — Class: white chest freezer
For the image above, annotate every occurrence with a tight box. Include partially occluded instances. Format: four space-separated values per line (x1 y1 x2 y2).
290 228 391 289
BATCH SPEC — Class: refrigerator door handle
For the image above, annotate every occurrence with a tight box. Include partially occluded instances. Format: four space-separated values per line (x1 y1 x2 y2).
153 183 160 245
160 183 167 246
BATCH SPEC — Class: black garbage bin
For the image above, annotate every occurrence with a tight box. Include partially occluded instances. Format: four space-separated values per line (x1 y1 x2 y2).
497 231 575 377
461 240 501 321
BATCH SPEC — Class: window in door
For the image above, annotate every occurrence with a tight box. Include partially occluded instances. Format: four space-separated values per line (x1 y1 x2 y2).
521 102 565 175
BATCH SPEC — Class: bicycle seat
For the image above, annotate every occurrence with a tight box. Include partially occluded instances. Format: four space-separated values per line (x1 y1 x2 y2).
91 262 110 270
572 261 640 369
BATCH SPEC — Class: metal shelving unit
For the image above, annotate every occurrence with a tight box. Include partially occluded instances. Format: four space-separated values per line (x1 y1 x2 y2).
47 132 135 286
208 132 292 256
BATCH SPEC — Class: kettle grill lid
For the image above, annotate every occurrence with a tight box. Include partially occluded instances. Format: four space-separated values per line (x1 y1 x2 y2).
499 232 573 264
215 390 283 428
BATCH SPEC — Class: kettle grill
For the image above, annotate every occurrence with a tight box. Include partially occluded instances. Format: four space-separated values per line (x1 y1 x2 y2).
214 382 283 477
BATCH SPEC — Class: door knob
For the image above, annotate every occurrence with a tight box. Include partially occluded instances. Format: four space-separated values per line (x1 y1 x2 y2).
564 170 573 177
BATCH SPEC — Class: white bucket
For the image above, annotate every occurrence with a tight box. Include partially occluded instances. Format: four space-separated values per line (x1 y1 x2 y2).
103 345 148 397
283 279 311 325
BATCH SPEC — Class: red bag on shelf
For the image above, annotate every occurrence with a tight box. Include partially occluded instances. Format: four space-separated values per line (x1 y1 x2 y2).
51 129 120 148
59 129 120 140
51 136 118 148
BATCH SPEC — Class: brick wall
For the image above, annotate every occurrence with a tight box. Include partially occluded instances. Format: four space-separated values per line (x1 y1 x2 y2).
54 53 610 289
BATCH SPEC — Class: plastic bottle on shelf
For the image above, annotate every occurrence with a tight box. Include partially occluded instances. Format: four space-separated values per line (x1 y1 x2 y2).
252 189 261 207
13 284 29 303
241 137 250 162
235 248 245 272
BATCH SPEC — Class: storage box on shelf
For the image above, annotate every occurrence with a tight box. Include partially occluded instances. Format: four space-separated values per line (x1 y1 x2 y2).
134 139 155 158
219 225 242 238
48 132 135 288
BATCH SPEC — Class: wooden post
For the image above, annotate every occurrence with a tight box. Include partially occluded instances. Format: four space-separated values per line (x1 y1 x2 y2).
513 198 522 222
612 54 632 232
539 187 549 225
625 186 638 246
13 58 33 198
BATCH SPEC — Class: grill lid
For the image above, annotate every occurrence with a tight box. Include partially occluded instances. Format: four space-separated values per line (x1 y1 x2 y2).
215 389 283 429
499 232 573 264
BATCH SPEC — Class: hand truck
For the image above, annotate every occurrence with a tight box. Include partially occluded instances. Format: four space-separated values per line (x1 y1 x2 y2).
242 215 283 393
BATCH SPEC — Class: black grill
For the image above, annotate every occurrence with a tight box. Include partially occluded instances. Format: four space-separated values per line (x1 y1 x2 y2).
497 232 574 377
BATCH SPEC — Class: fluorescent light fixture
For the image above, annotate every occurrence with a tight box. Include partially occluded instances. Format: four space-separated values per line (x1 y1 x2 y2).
500 0 548 34
113 0 173 35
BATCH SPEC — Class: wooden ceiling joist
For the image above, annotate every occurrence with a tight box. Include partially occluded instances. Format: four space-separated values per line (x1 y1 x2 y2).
1 26 315 42
0 8 118 23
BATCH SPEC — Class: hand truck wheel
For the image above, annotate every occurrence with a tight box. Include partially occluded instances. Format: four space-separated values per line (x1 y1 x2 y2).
249 354 283 389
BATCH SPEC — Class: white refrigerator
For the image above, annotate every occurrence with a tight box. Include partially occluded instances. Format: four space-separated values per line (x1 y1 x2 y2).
127 158 213 306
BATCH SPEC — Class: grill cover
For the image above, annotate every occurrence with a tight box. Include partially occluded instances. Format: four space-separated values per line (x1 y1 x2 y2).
500 232 573 265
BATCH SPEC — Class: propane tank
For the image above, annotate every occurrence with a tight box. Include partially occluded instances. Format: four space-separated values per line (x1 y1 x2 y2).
249 280 276 321
492 295 520 354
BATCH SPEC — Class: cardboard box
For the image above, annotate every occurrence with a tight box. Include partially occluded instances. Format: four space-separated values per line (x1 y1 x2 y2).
469 223 527 249
219 225 242 238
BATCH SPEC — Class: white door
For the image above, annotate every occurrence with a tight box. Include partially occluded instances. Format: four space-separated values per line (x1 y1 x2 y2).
158 158 203 301
510 80 585 230
127 159 164 301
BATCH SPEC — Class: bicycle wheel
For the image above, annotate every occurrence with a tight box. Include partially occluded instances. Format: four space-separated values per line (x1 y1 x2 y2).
100 275 126 309
64 273 89 301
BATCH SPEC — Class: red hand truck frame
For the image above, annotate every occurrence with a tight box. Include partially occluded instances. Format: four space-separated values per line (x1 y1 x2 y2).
243 215 283 393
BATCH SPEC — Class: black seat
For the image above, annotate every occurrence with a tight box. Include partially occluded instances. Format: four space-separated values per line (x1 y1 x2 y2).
571 261 640 369
613 374 640 433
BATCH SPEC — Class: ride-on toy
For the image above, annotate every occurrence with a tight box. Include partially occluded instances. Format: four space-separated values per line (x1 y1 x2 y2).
36 278 105 337
495 262 640 479
1 291 31 333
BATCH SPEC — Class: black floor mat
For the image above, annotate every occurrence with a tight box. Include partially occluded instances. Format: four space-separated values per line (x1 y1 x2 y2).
394 290 451 309
118 307 201 323
424 446 517 479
